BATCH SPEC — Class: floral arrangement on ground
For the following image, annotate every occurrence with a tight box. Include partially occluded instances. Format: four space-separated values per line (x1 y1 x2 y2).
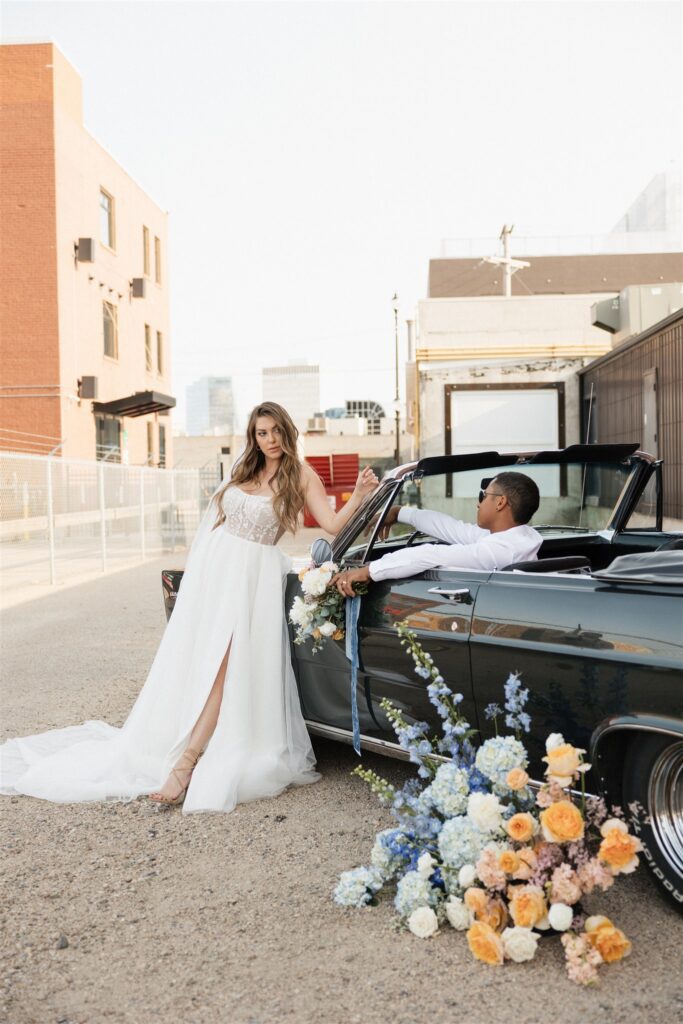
289 561 367 653
333 622 644 986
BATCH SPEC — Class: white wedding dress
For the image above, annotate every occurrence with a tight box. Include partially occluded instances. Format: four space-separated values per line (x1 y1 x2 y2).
0 486 321 813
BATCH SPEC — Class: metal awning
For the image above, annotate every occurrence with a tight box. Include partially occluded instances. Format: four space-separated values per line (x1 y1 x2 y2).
92 391 176 418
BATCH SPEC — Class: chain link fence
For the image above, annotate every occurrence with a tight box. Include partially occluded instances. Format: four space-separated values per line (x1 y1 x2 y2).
0 452 220 595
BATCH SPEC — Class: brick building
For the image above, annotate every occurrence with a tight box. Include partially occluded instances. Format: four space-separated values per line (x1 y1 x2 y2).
0 43 174 465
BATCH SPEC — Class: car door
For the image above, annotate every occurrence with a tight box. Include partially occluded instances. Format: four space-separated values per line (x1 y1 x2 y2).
469 568 683 778
358 565 485 741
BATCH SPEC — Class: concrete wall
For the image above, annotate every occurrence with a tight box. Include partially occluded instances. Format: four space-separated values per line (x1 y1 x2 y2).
415 293 611 458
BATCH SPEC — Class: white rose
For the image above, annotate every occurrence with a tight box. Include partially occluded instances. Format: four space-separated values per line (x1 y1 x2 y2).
445 897 473 931
600 817 628 838
545 732 565 752
467 792 503 833
501 926 540 963
458 864 476 888
301 568 330 597
407 906 439 939
289 597 314 626
548 903 574 932
318 621 337 638
416 852 436 879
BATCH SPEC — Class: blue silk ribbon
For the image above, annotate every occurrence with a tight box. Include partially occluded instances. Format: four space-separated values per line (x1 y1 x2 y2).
345 595 362 756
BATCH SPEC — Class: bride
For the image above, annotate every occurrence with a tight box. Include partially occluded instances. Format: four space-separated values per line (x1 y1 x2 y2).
0 402 378 813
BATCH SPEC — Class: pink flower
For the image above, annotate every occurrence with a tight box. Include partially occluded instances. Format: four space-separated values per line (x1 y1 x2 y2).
577 857 615 894
475 846 507 891
550 863 583 905
561 931 603 986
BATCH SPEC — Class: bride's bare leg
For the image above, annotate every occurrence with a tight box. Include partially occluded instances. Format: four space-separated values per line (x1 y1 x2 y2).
149 642 231 802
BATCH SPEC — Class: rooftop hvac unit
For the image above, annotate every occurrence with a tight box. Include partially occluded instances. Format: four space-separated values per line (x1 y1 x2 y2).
76 238 95 262
591 296 620 333
131 277 146 298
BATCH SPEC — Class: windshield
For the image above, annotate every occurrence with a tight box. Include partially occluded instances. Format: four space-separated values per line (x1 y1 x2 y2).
407 460 640 534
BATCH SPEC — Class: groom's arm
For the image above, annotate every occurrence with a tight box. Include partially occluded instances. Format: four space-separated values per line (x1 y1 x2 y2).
397 506 488 546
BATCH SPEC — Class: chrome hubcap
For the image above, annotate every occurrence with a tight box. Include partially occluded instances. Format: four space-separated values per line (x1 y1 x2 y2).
648 740 683 878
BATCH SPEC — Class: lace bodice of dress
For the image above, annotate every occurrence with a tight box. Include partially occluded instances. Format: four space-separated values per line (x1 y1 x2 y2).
220 486 281 545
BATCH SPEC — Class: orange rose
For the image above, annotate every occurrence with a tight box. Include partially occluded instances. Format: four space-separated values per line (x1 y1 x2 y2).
505 812 537 843
464 887 488 916
479 897 508 933
466 921 504 965
585 916 632 963
543 743 585 788
540 800 584 844
508 884 547 928
506 768 529 791
332 629 345 641
598 825 642 875
512 847 537 881
498 849 521 875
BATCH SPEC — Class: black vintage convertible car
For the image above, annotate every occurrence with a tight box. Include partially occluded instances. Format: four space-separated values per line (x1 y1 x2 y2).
162 444 683 908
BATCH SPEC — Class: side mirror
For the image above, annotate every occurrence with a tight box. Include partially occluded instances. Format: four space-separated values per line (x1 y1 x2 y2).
310 538 333 566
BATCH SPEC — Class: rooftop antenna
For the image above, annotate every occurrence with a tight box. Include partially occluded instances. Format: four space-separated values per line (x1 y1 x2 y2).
482 224 531 296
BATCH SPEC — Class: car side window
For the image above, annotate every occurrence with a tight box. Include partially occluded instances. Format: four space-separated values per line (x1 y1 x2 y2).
623 472 658 530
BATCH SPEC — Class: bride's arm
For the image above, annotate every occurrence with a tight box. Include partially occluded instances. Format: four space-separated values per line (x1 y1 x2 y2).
302 463 378 536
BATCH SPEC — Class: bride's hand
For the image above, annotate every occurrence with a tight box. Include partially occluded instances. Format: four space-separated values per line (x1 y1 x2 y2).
353 465 379 500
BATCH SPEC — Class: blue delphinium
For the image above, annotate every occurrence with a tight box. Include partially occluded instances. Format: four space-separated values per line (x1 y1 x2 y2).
504 672 531 734
335 620 534 926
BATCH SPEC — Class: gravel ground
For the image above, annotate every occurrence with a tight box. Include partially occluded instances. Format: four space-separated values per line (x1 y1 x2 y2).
1 558 682 1024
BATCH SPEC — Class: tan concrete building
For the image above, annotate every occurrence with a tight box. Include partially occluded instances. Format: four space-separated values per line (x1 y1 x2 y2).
411 249 683 460
0 43 174 465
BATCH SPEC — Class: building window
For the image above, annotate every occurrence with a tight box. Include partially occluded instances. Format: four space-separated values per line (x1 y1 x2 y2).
146 422 154 465
103 302 118 359
95 415 121 461
145 324 153 372
158 424 166 468
100 189 115 249
156 331 164 376
143 226 150 276
154 236 162 284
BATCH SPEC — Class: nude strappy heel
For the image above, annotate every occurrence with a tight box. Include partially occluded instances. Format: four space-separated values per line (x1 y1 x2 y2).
149 748 203 805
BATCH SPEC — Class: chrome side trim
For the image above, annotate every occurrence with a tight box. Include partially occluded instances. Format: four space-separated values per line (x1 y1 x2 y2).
304 719 575 792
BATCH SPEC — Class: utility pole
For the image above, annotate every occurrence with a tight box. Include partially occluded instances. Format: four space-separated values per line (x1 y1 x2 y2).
482 224 530 295
392 293 400 466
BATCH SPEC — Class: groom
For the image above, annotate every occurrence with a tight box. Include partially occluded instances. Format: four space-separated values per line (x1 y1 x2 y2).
331 471 541 595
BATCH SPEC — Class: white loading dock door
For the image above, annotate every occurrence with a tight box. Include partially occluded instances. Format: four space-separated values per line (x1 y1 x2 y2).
449 388 561 495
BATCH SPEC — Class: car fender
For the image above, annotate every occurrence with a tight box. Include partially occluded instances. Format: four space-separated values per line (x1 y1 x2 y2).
590 712 683 808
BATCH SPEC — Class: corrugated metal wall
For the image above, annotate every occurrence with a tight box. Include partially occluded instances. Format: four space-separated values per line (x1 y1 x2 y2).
581 311 683 521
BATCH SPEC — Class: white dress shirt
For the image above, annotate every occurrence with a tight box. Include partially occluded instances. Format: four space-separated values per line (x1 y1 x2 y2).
368 506 542 582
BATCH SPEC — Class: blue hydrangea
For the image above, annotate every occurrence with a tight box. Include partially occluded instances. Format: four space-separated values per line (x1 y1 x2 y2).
370 829 406 881
333 866 383 907
475 735 528 787
437 815 489 869
424 763 470 817
393 870 439 917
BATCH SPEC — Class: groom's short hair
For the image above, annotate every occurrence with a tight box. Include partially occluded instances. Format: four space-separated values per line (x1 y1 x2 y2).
492 472 540 524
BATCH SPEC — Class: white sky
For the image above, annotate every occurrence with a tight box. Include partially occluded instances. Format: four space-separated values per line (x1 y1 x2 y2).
3 0 682 431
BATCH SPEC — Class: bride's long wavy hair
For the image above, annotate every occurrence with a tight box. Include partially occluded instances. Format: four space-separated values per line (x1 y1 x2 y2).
212 402 304 534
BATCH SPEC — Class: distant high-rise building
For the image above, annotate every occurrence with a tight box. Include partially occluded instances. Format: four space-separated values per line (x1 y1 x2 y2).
186 376 234 435
345 400 386 435
262 363 320 432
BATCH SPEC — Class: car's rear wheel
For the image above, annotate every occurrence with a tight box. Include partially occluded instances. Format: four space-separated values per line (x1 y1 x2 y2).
622 732 683 911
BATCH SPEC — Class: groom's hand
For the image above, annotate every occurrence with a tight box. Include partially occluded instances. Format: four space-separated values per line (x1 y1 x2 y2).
331 565 371 596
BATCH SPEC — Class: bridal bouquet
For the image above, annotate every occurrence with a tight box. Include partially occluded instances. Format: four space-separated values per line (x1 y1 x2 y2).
334 622 643 986
289 562 368 653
